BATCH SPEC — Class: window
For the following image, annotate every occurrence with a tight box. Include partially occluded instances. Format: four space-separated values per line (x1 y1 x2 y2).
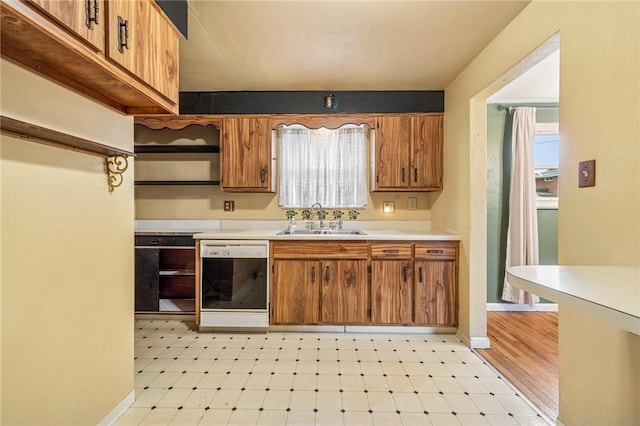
278 124 369 208
534 122 559 209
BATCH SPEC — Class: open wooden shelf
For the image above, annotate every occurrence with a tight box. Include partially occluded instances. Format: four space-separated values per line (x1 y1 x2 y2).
135 180 220 186
135 145 219 153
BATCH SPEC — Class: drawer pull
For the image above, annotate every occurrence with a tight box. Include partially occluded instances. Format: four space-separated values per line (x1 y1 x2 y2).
426 249 444 254
117 16 129 54
149 239 161 245
311 266 316 283
383 249 400 254
85 0 99 29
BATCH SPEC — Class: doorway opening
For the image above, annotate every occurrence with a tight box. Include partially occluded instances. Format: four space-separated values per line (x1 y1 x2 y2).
478 41 560 422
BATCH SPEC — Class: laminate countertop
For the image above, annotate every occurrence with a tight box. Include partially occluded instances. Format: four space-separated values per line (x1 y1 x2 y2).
192 228 460 241
507 265 640 335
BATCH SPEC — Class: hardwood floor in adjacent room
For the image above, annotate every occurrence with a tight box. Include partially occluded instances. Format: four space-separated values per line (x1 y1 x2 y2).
476 311 559 422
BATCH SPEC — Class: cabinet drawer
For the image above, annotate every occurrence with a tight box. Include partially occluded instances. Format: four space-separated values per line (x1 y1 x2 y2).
414 242 458 260
272 241 369 259
136 235 175 246
371 242 412 259
174 236 196 247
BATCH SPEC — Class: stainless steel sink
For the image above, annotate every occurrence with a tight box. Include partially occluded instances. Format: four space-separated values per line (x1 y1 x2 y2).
277 229 366 236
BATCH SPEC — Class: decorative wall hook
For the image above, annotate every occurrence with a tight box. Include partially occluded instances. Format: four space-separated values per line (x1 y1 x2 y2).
106 155 129 192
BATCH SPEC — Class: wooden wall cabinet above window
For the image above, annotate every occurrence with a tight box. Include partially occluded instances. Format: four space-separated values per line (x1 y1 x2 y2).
372 114 443 191
1 0 179 115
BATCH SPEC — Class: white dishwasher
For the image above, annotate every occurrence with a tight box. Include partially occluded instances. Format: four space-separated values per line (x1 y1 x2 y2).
199 240 269 329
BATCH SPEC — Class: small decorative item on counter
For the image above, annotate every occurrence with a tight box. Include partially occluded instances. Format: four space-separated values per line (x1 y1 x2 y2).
332 210 344 220
285 209 297 220
300 209 312 220
347 209 360 220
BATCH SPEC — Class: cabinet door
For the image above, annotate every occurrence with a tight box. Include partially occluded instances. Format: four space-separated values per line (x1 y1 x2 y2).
371 261 413 324
374 116 411 189
320 260 367 324
221 117 272 192
106 0 178 104
135 248 159 311
411 115 443 190
30 0 105 52
272 260 320 324
414 260 457 326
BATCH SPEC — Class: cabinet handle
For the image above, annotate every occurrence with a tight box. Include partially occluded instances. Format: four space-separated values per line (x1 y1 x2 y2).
260 167 266 183
382 249 400 254
414 168 418 183
117 16 129 54
418 267 424 283
85 0 99 29
426 249 444 254
149 239 161 245
325 266 331 282
401 168 406 182
402 265 409 283
311 266 316 283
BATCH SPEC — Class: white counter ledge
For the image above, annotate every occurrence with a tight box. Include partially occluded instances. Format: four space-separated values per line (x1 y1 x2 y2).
507 265 640 335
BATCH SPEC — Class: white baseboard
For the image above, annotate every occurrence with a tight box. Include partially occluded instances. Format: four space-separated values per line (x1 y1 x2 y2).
487 303 558 312
98 390 135 426
456 330 491 349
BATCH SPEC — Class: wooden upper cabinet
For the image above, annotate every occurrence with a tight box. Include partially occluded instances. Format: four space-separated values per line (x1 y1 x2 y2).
29 0 105 52
412 115 443 190
221 117 274 192
0 0 179 114
106 0 178 104
374 116 412 189
372 114 443 192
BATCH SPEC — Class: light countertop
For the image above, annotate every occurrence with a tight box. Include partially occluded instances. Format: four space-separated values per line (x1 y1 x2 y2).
507 265 640 335
135 220 460 241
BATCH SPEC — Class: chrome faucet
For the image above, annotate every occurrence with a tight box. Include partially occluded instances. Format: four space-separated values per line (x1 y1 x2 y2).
310 202 324 229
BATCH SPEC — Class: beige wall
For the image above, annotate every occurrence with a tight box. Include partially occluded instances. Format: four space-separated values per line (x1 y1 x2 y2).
439 0 639 423
134 125 433 222
1 59 135 424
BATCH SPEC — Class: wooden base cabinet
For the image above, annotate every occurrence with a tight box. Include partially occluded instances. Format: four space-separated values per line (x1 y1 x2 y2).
270 240 458 327
272 260 320 324
320 260 368 324
370 242 414 324
414 243 458 326
271 241 368 325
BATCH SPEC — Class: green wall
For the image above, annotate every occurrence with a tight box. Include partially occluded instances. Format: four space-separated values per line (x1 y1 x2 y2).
486 104 559 303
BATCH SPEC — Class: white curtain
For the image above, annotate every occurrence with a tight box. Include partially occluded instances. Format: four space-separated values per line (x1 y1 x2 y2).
502 107 540 304
278 125 368 208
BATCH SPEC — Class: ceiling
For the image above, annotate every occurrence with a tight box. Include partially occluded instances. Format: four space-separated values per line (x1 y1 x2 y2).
179 1 530 92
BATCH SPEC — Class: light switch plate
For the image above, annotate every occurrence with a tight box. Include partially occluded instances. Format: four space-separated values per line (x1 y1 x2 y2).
223 200 235 211
578 160 596 188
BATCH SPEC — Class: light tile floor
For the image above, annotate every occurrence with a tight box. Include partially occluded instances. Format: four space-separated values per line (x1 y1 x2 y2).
116 320 550 426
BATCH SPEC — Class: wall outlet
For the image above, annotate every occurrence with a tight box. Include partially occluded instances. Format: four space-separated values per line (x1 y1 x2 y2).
223 200 235 211
408 197 417 210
